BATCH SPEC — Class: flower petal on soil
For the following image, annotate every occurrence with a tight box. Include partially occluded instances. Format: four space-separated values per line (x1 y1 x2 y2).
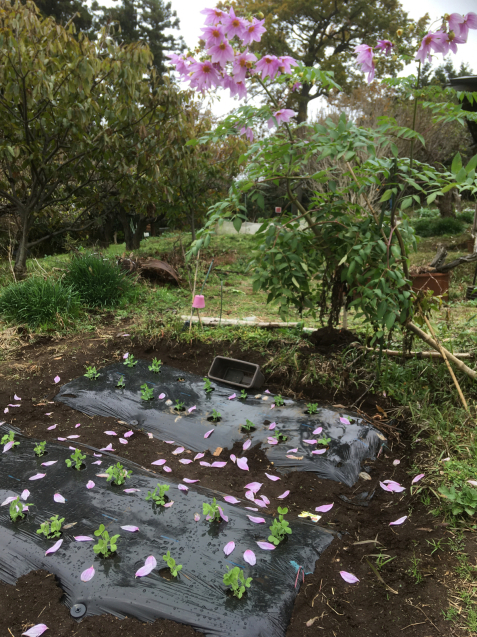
303 439 317 444
384 480 405 493
224 495 240 504
228 393 236 400
260 494 270 505
47 425 57 430
277 490 290 499
200 461 211 467
67 435 80 439
124 431 134 438
151 459 166 466
20 489 30 500
123 488 140 493
204 429 214 439
86 481 95 489
3 441 14 453
247 516 265 524
178 484 189 492
313 427 323 435
243 439 251 451
270 404 275 409
265 473 280 481
236 457 249 471
340 570 359 584
54 376 60 384
245 507 258 511
164 500 174 507
267 437 278 445
288 448 298 453
212 461 227 468
159 393 166 399
54 493 65 503
45 539 63 555
100 444 114 451
163 466 172 472
311 449 326 455
393 459 400 466
57 437 66 441
14 394 21 401
230 454 236 463
380 481 392 492
194 452 205 460
315 503 334 513
94 453 102 457
389 516 407 526
172 447 184 455
92 460 102 465
244 550 256 565
194 513 200 521
75 423 81 428
1 496 17 506
104 431 117 436
41 461 57 466
22 623 49 636
253 499 267 508
188 405 196 413
119 438 128 444
256 541 275 550
412 473 425 484
75 536 94 541
245 482 262 493
268 422 276 430
339 417 350 425
3 407 8 414
179 459 193 465
121 525 139 532
183 478 199 483
218 505 228 522
135 556 157 578
29 473 46 480
245 490 255 501
224 541 235 555
81 566 95 582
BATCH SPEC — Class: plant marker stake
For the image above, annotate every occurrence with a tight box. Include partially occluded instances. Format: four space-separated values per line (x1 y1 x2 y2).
189 250 201 333
294 566 304 588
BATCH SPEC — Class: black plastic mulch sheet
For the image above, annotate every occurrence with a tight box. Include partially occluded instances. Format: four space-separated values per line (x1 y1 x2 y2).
0 427 334 637
55 361 385 487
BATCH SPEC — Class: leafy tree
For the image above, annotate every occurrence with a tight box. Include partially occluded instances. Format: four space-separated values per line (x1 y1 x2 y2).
226 0 420 121
421 60 473 87
23 0 93 31
0 0 172 278
92 0 184 72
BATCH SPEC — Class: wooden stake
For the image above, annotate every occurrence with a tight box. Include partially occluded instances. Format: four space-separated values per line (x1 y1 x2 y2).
189 250 200 333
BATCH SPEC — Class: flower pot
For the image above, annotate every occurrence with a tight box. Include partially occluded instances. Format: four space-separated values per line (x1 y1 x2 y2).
410 272 449 301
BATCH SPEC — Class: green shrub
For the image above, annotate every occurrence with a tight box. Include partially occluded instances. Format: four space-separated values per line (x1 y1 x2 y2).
0 277 80 327
64 254 131 307
458 210 474 224
413 217 465 238
416 207 439 219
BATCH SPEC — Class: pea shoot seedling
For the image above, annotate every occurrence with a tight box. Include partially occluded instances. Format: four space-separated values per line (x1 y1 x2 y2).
116 375 126 388
123 354 138 368
105 462 132 486
93 524 119 557
146 483 169 506
210 409 221 422
274 395 285 407
306 402 318 414
10 497 32 522
241 419 255 432
174 399 185 411
34 440 46 457
163 550 182 577
202 497 221 522
37 515 64 539
223 566 252 599
65 448 86 470
240 389 248 399
268 506 292 545
140 383 154 401
1 430 19 448
148 358 162 373
84 365 100 380
203 377 214 393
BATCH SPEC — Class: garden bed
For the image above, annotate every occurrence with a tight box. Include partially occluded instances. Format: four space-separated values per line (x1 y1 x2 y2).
0 334 469 637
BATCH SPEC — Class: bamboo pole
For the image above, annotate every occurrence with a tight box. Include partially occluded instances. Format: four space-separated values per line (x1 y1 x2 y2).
189 250 200 333
354 345 472 359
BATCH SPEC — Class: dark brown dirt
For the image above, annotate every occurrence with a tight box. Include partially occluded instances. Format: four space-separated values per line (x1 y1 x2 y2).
0 333 465 637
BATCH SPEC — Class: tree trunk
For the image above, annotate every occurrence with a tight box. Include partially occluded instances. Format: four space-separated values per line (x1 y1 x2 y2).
132 216 148 250
295 85 311 124
437 189 455 218
190 212 196 241
14 213 31 280
118 206 134 251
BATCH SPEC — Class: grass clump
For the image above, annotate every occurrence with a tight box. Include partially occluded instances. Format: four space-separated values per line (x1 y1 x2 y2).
64 254 131 307
413 217 465 238
0 277 79 327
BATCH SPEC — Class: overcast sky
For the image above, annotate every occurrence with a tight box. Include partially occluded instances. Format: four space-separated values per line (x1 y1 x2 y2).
98 0 477 117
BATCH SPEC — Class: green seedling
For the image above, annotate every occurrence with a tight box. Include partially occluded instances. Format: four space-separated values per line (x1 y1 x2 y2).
65 448 86 470
140 383 154 401
116 375 126 388
374 552 396 571
439 484 477 516
306 402 318 414
203 377 214 393
93 524 119 557
268 506 292 545
10 497 32 522
273 429 288 442
36 514 64 539
123 353 137 368
223 566 252 599
242 419 255 432
274 394 285 407
84 365 99 380
317 437 331 446
174 399 185 411
210 409 221 422
146 483 169 506
427 538 445 555
105 462 132 486
203 497 221 522
1 430 19 448
148 358 162 373
240 389 247 399
34 441 46 457
163 550 182 577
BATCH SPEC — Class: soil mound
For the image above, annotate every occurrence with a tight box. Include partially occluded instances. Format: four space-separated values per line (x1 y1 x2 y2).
308 326 360 348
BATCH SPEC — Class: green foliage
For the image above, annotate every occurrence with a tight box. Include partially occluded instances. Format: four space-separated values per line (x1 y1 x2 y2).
317 437 331 446
458 210 475 224
413 217 465 237
123 354 138 368
242 419 255 431
203 377 213 392
273 429 288 442
1 430 19 448
65 448 86 470
140 383 154 401
210 408 221 421
439 484 477 517
146 483 169 506
9 497 32 522
240 389 248 399
93 524 119 557
34 441 46 457
274 394 285 407
36 515 64 539
64 255 131 308
105 462 132 486
0 277 79 327
84 365 100 380
148 358 162 373
268 506 292 545
223 566 252 599
306 402 318 414
116 375 126 388
174 398 185 411
162 550 182 577
202 497 221 522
